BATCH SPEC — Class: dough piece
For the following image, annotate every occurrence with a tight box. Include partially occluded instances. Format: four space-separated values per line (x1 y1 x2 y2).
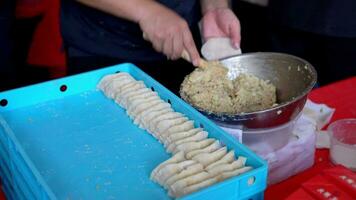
185 140 221 160
166 131 208 153
116 82 147 105
140 107 173 129
154 117 188 138
205 150 235 170
206 156 247 177
103 77 136 98
127 98 163 117
148 112 184 133
191 147 227 167
173 138 215 154
169 171 211 196
216 166 253 182
177 177 218 197
159 120 195 141
201 37 242 61
120 89 155 108
165 128 203 146
164 163 204 189
151 151 186 178
116 87 150 106
99 73 133 94
125 93 159 111
135 103 172 128
154 160 196 185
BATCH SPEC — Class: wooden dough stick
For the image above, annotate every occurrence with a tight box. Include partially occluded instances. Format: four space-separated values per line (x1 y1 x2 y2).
181 49 208 68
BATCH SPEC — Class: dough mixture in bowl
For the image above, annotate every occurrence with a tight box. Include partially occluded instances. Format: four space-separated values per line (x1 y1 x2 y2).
180 66 277 114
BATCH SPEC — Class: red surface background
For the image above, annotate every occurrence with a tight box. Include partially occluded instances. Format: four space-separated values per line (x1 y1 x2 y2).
0 77 355 199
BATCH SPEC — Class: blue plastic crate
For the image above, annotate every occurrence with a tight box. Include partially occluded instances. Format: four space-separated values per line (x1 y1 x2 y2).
0 63 267 200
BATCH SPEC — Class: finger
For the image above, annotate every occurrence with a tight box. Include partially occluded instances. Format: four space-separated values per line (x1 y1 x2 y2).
151 37 164 53
182 30 200 66
172 34 183 60
229 20 241 49
163 36 174 59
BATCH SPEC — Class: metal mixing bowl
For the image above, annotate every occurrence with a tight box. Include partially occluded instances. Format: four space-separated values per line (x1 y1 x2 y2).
181 52 317 129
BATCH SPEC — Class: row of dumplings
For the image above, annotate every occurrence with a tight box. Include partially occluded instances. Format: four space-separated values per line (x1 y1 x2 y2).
98 72 252 197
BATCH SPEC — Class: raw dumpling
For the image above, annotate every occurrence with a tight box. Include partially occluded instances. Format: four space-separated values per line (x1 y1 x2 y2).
125 94 160 112
173 138 215 154
177 177 218 197
185 140 221 159
140 107 173 129
216 166 253 182
191 147 227 167
165 128 203 146
166 131 208 153
113 81 145 100
99 73 133 95
153 160 196 185
127 98 163 117
169 171 211 197
205 150 235 170
151 151 186 178
206 156 247 177
154 117 188 138
148 112 184 133
120 88 155 107
164 163 204 189
159 120 195 141
135 103 172 127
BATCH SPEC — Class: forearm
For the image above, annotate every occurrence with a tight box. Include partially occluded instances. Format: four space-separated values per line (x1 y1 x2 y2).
76 0 166 23
200 0 230 14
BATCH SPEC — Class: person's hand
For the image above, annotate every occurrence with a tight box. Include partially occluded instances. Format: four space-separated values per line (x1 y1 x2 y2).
201 8 241 48
138 4 200 66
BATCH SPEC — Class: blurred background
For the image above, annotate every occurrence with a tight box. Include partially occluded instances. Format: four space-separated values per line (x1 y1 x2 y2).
1 0 355 91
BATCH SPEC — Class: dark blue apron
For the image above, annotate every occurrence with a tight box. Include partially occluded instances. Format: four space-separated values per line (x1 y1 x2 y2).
60 0 200 61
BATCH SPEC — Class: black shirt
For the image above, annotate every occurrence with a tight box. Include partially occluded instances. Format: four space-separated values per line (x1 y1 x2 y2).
269 0 356 37
60 0 200 61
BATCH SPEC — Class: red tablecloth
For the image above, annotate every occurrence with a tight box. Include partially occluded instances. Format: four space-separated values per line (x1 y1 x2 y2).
0 77 355 200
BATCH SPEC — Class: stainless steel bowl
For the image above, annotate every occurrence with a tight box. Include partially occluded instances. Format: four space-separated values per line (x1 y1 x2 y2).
181 52 317 129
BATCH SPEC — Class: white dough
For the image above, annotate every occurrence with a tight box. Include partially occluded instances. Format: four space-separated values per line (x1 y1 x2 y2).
166 131 208 153
120 89 155 108
173 138 215 154
140 106 173 129
154 160 196 185
216 166 253 182
206 156 247 177
164 163 204 189
191 147 227 167
185 140 221 160
165 128 203 146
103 77 135 98
148 112 184 133
151 151 186 178
135 103 172 127
169 171 211 196
205 150 235 170
178 177 218 197
125 95 160 115
159 120 195 141
154 117 188 139
127 98 163 117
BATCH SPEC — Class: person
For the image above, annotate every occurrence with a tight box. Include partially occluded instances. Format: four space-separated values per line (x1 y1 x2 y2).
60 0 241 94
268 0 356 85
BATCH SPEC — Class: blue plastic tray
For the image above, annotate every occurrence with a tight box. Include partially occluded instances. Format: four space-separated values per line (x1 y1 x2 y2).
0 63 267 200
